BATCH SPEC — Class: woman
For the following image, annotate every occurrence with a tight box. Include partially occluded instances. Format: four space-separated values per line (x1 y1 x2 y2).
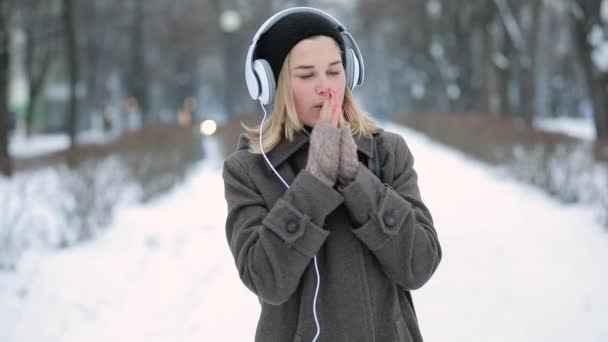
222 7 441 342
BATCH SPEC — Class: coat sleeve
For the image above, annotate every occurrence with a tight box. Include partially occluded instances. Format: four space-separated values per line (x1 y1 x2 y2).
222 155 343 305
338 133 441 290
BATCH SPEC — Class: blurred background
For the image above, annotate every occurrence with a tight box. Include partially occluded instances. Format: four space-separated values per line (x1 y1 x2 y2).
1 0 608 341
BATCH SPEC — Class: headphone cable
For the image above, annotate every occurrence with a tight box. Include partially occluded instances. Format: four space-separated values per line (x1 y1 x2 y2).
258 102 322 342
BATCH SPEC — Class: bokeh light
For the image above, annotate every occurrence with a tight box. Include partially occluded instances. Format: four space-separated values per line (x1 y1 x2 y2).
200 120 217 136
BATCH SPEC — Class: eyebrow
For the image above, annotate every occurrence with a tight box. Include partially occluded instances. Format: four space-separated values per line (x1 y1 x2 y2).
292 60 342 71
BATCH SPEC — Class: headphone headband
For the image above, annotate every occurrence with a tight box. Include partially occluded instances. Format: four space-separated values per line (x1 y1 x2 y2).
245 7 364 105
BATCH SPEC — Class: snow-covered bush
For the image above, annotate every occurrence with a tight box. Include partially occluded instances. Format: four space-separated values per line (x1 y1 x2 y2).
1 124 202 269
0 179 29 271
0 170 65 270
590 164 608 228
511 144 547 189
511 143 598 203
0 158 137 268
394 113 608 229
52 157 137 247
508 142 608 228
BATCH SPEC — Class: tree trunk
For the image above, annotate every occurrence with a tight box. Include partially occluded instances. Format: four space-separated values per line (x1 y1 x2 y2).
80 1 106 133
62 0 78 149
519 0 542 125
131 0 147 124
534 6 552 118
484 21 509 117
453 9 478 113
22 1 55 137
24 28 54 137
0 0 13 176
572 12 608 139
498 25 512 118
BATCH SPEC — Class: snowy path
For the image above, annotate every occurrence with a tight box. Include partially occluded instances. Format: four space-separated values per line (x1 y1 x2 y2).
382 123 608 342
1 124 607 342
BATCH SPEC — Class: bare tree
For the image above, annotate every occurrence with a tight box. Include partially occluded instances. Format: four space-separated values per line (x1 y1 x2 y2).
61 0 78 149
9 0 601 144
76 2 130 132
0 0 15 176
570 0 608 139
518 0 543 124
130 0 148 123
18 0 60 136
491 0 543 124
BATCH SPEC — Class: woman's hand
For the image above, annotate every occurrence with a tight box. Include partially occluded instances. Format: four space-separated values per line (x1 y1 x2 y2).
319 88 345 128
337 124 359 186
318 88 358 186
305 88 344 187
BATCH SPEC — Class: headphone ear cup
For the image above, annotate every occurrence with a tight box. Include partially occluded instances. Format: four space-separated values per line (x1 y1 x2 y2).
350 49 361 88
245 43 260 100
341 31 364 88
253 59 276 106
344 48 356 90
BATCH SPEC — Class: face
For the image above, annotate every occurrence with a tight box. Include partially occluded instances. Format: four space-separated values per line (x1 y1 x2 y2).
288 36 346 127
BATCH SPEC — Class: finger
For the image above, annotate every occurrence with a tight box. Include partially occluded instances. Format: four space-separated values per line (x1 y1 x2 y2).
331 90 339 115
319 95 331 124
331 101 340 127
330 89 343 127
329 92 340 127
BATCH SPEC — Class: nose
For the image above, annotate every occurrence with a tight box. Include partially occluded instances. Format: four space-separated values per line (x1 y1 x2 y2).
315 76 330 95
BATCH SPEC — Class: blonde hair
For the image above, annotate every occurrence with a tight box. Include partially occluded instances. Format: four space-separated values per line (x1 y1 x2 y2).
243 53 376 154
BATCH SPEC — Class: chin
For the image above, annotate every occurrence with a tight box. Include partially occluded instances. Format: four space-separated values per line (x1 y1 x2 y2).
302 120 316 128
300 114 318 127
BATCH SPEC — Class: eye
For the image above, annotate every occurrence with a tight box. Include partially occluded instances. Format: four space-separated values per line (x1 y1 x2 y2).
298 74 313 79
328 70 341 76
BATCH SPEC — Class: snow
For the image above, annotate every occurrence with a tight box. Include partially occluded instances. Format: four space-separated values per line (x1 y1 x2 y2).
592 40 608 72
589 23 608 72
534 116 597 141
9 131 112 158
382 122 608 342
1 123 608 342
0 137 259 341
9 134 70 158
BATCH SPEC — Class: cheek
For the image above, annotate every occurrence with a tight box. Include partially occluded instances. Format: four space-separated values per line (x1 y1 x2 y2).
291 83 306 104
291 83 314 112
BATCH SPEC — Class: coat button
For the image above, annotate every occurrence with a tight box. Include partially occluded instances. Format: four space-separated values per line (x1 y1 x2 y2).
383 211 396 227
286 220 299 234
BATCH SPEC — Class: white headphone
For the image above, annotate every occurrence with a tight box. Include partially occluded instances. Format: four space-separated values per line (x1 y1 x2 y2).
245 7 365 106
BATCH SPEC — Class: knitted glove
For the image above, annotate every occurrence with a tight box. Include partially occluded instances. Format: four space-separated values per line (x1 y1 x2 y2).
337 125 359 186
305 121 341 187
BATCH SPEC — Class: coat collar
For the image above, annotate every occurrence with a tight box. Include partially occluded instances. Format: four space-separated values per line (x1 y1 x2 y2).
237 127 378 168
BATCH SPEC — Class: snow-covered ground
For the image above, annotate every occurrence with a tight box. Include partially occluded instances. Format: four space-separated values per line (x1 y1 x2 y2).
1 123 607 342
9 131 112 158
534 116 596 141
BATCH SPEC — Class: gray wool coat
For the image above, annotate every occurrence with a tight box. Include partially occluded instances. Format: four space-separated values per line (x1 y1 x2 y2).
222 127 442 342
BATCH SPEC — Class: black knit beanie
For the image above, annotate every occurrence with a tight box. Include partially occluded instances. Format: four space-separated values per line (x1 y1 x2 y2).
255 11 346 83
